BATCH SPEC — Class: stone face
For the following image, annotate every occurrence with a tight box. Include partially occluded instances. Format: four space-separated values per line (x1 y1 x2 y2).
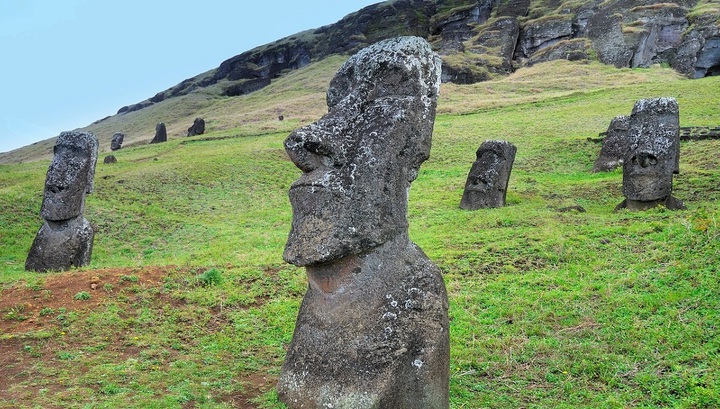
460 140 517 210
110 132 124 150
26 131 98 272
278 37 449 409
593 115 631 172
616 97 685 211
187 117 206 136
150 122 167 144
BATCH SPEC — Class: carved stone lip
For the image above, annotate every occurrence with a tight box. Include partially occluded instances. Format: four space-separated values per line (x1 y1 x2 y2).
289 168 341 192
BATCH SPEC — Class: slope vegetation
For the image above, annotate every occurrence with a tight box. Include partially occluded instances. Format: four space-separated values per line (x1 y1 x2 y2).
1 58 719 408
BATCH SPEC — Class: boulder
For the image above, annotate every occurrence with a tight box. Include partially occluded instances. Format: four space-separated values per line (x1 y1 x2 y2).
460 140 517 210
103 155 117 164
278 37 449 409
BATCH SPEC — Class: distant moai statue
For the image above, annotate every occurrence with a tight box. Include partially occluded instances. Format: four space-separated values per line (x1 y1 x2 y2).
26 131 99 272
616 97 685 211
149 122 167 144
277 37 449 409
110 132 124 151
593 115 631 172
187 118 205 136
460 140 517 210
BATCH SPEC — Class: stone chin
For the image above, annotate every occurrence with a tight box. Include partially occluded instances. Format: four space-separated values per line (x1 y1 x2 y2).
283 185 406 267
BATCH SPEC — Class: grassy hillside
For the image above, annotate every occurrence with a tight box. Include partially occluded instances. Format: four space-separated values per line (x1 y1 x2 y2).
1 57 719 408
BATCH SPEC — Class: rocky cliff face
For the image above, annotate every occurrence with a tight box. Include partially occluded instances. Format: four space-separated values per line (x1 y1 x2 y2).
118 0 720 114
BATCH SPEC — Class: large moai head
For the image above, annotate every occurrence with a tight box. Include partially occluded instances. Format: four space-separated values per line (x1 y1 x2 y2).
110 132 124 151
622 97 680 203
40 131 99 221
150 122 167 144
460 140 517 210
283 36 441 266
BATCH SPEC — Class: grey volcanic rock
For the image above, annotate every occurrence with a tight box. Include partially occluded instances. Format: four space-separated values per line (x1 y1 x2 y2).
187 118 205 136
593 115 631 172
516 15 574 59
114 1 720 115
150 123 167 144
110 132 124 151
26 131 98 272
460 140 517 210
616 97 685 211
278 37 449 409
103 155 117 164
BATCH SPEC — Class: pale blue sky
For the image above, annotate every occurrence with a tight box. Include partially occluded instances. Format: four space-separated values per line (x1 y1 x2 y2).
0 0 380 153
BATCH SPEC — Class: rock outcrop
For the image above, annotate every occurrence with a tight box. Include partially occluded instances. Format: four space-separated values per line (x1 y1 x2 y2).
116 1 720 114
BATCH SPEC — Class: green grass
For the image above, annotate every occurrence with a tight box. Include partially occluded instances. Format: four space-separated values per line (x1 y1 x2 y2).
1 56 720 408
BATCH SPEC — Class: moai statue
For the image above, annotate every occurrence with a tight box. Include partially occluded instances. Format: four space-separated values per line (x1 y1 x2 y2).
26 131 99 272
187 117 205 136
593 115 630 172
460 140 517 210
110 132 124 151
277 37 449 409
616 97 685 211
149 122 167 144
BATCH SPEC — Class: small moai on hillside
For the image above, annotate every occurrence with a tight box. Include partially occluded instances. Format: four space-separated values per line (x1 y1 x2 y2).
149 122 167 144
593 115 631 172
616 97 685 211
460 140 517 210
26 131 99 272
110 132 124 151
277 37 449 409
187 117 205 136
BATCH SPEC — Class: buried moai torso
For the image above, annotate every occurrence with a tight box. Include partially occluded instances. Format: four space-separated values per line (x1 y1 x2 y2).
26 131 99 272
278 37 449 409
593 115 631 172
460 140 517 210
150 122 167 144
187 117 205 136
616 97 685 211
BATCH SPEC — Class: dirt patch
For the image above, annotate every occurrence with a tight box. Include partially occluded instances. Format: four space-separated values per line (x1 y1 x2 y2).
0 266 276 408
0 266 169 334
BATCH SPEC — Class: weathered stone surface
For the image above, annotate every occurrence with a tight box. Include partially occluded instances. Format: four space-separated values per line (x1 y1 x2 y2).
103 155 117 164
460 140 517 210
25 218 94 272
593 115 631 172
278 37 449 409
113 0 720 115
187 118 206 136
516 15 574 60
26 131 98 272
527 38 590 66
150 123 167 144
616 97 685 211
110 132 124 150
